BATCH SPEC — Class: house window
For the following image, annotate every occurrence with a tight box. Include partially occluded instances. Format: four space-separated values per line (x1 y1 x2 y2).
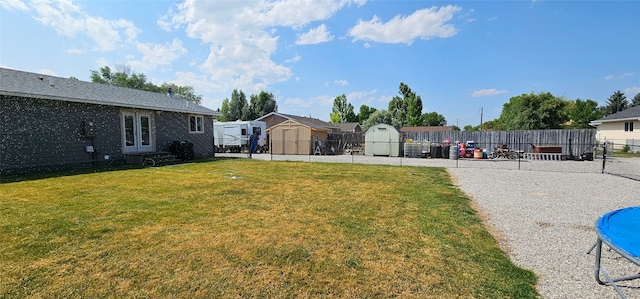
625 122 634 132
190 115 204 133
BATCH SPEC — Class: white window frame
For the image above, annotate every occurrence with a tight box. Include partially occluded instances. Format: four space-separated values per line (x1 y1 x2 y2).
624 121 634 132
189 115 204 133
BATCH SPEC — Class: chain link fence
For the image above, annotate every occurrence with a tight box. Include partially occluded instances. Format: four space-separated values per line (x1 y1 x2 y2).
218 137 638 181
603 142 640 181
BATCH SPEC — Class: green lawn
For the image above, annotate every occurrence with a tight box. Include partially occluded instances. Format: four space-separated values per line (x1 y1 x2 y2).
0 159 538 298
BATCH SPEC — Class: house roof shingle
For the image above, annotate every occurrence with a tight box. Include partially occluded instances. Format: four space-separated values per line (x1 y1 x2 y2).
0 67 217 115
335 122 361 132
590 105 640 124
257 112 338 131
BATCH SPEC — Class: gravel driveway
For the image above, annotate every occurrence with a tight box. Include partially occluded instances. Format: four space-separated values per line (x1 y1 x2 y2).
219 153 640 298
448 168 640 299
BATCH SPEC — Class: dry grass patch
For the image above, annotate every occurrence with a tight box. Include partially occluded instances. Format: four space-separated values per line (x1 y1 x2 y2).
0 159 538 298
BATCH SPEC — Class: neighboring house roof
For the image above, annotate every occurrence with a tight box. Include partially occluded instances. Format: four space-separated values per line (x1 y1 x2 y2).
257 112 339 131
0 67 218 116
399 126 450 133
335 122 361 132
590 106 640 125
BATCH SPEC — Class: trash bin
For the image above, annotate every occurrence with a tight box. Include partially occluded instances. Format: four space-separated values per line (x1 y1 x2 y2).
431 144 443 158
171 140 195 160
449 144 458 160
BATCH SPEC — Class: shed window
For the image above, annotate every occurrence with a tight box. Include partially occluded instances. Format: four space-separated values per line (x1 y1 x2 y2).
625 122 634 132
190 115 204 133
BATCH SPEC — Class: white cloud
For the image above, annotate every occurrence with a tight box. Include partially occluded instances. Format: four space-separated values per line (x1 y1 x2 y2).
363 42 371 48
284 97 311 107
285 54 301 63
487 16 498 21
36 68 57 76
128 39 188 72
0 0 28 11
65 48 84 54
605 73 633 80
623 86 640 96
348 5 462 45
296 23 334 45
471 88 508 97
334 79 349 86
30 0 140 52
313 95 334 105
166 1 355 94
348 89 377 100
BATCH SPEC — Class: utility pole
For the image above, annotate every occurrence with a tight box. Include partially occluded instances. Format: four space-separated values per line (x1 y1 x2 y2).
480 107 483 129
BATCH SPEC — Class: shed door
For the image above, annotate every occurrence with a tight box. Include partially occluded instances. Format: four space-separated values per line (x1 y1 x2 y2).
373 127 390 156
283 128 298 154
122 112 154 153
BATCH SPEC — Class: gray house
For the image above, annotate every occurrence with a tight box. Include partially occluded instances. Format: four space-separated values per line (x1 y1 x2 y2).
0 67 218 176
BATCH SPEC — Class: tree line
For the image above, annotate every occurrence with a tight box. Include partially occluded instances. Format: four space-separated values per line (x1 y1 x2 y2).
463 90 640 132
90 65 203 104
332 85 640 132
89 65 639 131
331 82 447 132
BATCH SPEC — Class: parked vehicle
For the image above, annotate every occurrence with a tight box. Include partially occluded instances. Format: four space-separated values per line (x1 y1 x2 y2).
214 120 267 153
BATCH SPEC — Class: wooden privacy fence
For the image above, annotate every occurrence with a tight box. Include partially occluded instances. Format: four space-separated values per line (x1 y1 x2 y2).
328 129 597 156
401 129 597 156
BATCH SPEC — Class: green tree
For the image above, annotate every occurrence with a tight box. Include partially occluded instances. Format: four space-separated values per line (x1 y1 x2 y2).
362 109 393 132
228 89 248 121
631 93 640 107
358 104 377 124
602 90 628 115
479 120 499 131
449 125 461 131
248 91 278 120
90 65 202 104
463 125 479 132
497 92 570 130
421 112 446 126
331 94 357 123
329 112 341 124
569 99 603 128
388 83 423 127
219 99 230 122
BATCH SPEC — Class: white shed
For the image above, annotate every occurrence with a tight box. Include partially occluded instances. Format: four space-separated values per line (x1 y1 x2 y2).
365 124 402 157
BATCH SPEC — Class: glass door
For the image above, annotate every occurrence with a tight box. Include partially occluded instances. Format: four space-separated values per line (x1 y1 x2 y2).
122 112 153 153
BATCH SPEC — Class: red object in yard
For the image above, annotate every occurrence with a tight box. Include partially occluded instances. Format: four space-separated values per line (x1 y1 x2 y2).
474 148 483 159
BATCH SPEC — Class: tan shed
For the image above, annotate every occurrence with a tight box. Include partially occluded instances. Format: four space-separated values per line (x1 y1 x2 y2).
268 120 332 155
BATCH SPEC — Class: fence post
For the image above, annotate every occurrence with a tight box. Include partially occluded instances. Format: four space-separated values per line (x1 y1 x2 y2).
601 143 607 174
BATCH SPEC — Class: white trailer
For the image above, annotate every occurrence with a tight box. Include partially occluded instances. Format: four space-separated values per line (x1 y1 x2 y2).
214 120 267 153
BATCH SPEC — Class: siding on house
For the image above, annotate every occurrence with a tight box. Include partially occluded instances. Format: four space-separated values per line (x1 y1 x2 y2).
595 120 640 146
155 111 214 157
1 96 122 175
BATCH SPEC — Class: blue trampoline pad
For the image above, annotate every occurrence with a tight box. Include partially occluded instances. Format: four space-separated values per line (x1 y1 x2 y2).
596 206 640 261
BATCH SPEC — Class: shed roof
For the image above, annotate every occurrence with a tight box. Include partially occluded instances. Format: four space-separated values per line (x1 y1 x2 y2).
399 126 450 133
257 112 338 131
590 106 640 125
335 122 361 132
0 67 217 115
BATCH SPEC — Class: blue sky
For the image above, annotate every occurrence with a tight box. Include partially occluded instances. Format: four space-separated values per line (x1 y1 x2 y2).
1 0 639 128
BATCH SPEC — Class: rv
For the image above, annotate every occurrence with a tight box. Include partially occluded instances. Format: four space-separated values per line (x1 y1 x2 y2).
214 120 267 153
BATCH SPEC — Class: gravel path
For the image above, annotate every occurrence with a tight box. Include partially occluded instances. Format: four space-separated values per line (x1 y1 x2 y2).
447 168 640 299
